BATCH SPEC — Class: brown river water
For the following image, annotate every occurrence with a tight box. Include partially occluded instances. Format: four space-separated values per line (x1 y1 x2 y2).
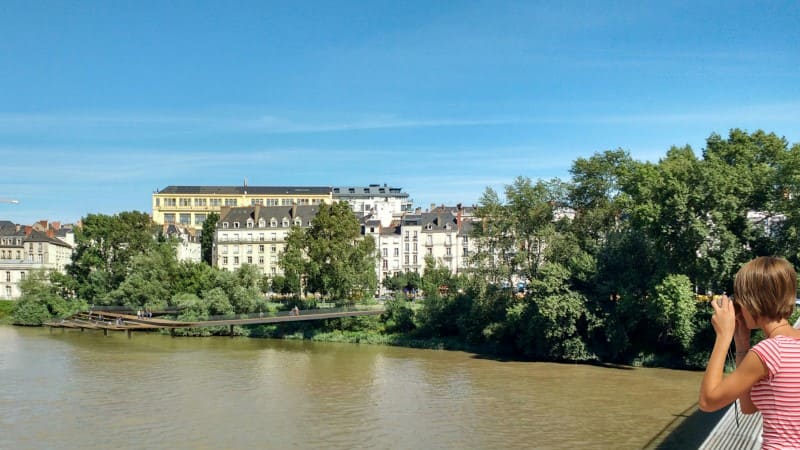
0 325 709 449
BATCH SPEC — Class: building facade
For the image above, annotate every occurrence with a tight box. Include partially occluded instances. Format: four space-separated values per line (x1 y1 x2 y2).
152 183 332 229
333 184 412 217
0 221 74 300
213 204 320 275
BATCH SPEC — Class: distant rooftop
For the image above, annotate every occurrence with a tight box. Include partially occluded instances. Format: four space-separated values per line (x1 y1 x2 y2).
156 186 332 195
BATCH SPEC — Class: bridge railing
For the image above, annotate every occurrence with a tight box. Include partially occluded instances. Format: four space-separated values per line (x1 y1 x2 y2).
171 305 384 323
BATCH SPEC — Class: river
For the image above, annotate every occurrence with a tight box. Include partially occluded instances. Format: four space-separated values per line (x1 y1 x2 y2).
0 325 707 449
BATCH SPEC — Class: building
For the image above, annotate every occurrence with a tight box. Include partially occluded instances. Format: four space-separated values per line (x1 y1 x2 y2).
0 220 74 300
160 223 201 262
365 204 477 294
213 204 320 275
152 182 332 229
333 184 412 217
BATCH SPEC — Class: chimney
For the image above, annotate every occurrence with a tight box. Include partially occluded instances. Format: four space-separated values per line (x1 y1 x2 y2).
456 203 463 233
430 203 435 213
291 201 297 219
254 204 261 223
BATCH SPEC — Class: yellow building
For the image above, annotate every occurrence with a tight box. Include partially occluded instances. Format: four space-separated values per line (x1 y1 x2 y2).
152 184 333 228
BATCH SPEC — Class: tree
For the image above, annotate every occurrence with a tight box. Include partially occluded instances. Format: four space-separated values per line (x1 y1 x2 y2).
280 202 377 302
201 212 219 265
67 211 158 303
12 269 83 325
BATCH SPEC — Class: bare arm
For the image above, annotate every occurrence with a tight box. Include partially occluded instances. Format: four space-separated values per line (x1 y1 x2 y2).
699 296 767 412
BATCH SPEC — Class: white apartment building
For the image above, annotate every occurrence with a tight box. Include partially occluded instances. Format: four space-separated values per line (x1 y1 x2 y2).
161 223 201 263
366 205 477 295
213 204 320 276
0 221 74 300
333 184 412 217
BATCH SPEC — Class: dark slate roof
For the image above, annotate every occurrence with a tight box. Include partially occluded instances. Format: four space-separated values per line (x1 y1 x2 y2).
24 230 72 247
218 205 321 226
332 185 409 198
0 220 17 235
157 186 332 195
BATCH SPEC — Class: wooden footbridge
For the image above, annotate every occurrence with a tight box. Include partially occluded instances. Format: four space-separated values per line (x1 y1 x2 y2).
44 306 385 338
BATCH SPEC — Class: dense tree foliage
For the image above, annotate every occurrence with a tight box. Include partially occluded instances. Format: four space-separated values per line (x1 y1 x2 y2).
280 201 378 303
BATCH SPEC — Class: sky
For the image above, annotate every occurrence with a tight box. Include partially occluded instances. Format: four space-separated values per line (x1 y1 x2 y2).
1 0 798 225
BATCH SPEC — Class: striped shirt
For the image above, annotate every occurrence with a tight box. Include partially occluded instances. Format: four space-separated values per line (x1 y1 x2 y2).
751 335 800 449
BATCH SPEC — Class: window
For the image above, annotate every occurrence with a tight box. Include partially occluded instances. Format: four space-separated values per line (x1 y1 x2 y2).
222 257 228 264
446 235 452 245
413 243 418 253
270 219 277 227
393 248 399 257
251 199 263 206
234 256 240 265
382 260 388 270
155 198 160 207
258 219 265 228
195 198 207 207
5 271 9 282
282 218 289 227
221 245 228 254
404 255 409 264
427 248 432 256
247 245 253 253
266 199 279 206
259 245 265 253
164 213 176 223
259 256 264 264
462 236 468 245
293 218 301 226
311 199 321 205
463 247 469 257
405 231 409 241
180 214 191 225
413 255 418 264
179 198 191 207
247 233 253 242
405 243 409 251
233 234 239 242
233 222 240 229
164 198 177 207
270 233 277 241
271 268 276 275
259 233 264 241
222 222 229 229
5 286 10 298
413 231 418 240
225 198 237 206
298 198 309 205
382 248 388 257
210 198 222 207
195 214 207 225
271 246 276 252
247 256 253 264
247 220 254 229
281 198 292 206
446 247 452 256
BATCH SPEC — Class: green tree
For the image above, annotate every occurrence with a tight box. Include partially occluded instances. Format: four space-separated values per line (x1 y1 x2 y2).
12 270 83 325
280 202 377 302
67 211 158 303
201 212 219 265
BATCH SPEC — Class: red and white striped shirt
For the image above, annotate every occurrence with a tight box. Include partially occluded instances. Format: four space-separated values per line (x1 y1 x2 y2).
751 335 800 449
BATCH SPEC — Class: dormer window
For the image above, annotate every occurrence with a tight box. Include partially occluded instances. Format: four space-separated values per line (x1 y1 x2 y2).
426 224 433 230
270 218 277 227
258 219 265 227
222 222 229 229
233 222 240 229
247 219 254 228
445 223 451 230
294 218 302 226
282 218 290 227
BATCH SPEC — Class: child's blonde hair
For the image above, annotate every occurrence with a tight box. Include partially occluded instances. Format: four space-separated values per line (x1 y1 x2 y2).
734 256 797 321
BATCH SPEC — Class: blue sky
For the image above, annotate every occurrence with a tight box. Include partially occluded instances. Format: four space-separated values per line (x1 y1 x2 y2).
1 0 798 224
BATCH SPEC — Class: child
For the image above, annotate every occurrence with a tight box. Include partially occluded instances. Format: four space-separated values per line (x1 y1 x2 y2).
699 256 800 448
